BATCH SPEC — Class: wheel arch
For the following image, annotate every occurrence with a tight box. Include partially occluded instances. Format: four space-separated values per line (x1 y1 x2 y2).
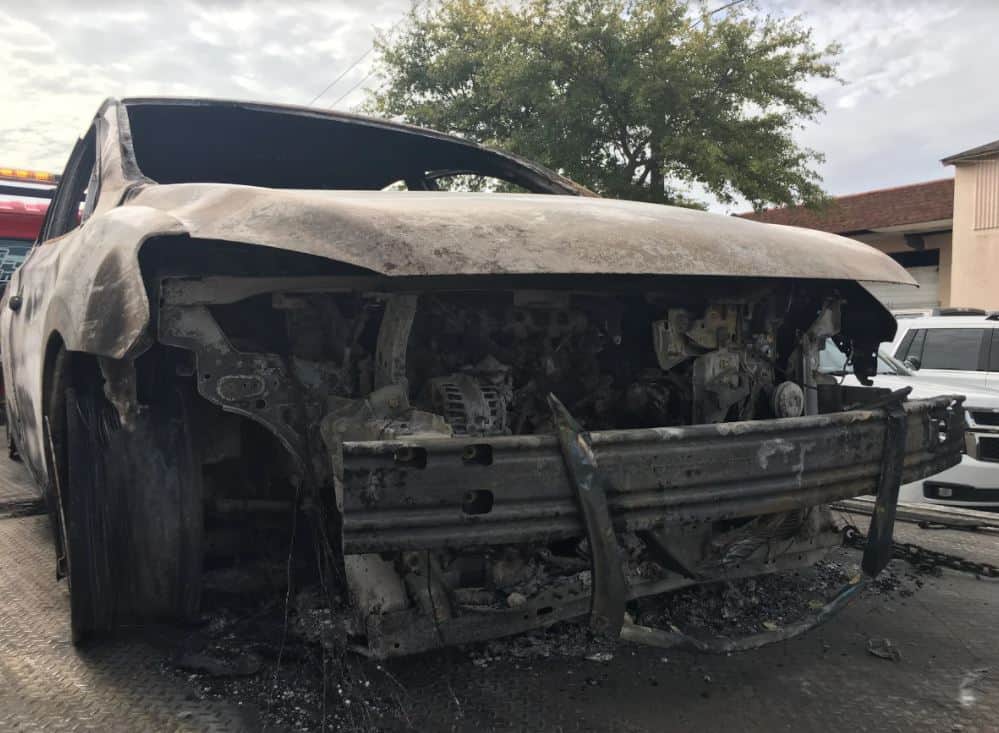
40 332 102 510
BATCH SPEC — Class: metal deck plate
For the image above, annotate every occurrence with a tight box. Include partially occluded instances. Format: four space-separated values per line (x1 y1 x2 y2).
0 513 257 732
0 454 42 516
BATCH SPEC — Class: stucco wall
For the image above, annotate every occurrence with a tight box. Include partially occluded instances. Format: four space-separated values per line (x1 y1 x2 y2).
950 160 999 309
939 235 953 307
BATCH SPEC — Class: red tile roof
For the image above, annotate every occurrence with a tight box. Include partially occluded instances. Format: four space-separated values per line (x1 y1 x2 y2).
738 178 954 234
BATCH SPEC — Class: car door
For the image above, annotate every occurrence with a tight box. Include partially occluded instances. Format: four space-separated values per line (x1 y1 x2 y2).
894 326 992 392
987 329 999 392
2 126 99 479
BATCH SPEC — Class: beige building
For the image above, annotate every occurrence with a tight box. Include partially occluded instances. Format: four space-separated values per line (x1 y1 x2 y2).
741 138 999 312
943 140 999 310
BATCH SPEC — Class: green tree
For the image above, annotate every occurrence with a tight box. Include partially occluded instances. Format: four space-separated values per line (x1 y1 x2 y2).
368 0 838 209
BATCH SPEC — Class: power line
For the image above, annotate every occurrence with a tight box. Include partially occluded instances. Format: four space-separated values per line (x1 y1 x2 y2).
690 0 748 29
329 67 380 109
307 0 426 107
307 47 375 106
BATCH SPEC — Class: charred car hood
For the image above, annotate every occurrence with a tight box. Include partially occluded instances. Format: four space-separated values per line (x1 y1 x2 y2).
127 185 915 284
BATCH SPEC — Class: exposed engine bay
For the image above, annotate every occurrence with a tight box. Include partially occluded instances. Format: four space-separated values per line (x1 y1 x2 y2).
210 284 824 439
406 291 781 433
143 271 958 658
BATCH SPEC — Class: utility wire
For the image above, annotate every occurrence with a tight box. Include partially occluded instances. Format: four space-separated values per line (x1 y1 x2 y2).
328 66 381 109
307 0 426 107
690 0 748 29
307 47 376 106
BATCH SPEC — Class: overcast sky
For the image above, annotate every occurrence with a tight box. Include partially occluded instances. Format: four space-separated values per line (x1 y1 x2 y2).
2 0 997 212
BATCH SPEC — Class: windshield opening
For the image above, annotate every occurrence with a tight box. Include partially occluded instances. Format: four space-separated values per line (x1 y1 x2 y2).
124 101 570 193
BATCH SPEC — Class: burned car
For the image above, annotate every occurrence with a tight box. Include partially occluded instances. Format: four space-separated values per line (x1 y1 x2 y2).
0 98 964 655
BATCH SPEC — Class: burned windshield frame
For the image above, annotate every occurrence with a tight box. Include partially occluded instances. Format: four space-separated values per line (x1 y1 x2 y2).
121 100 578 195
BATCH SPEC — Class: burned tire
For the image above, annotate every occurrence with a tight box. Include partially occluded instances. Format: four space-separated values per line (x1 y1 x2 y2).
64 387 116 642
64 384 203 644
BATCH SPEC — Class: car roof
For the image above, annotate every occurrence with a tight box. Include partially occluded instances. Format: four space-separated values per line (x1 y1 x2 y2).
895 315 999 329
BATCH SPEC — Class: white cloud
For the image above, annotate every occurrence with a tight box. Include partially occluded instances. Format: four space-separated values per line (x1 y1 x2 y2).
0 0 409 171
704 0 999 211
787 0 999 200
187 20 226 47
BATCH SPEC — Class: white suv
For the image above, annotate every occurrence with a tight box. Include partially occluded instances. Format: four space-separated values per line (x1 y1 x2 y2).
821 337 999 507
888 309 999 393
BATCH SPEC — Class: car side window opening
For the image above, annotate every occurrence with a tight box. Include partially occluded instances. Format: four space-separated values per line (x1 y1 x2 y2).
81 164 100 220
896 328 926 363
989 330 999 372
39 125 98 243
905 328 988 371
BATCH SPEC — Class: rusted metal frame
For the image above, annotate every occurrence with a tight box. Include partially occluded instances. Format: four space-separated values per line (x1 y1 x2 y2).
547 394 626 639
339 451 959 553
97 356 139 429
862 402 909 577
360 542 838 658
339 464 959 553
156 302 336 592
157 302 307 466
157 274 798 307
374 294 418 389
338 396 964 553
159 276 383 306
800 298 841 412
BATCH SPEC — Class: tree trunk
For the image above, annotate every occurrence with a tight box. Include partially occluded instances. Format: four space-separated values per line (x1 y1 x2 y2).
648 156 665 203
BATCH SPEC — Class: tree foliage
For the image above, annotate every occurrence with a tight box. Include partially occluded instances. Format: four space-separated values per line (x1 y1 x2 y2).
368 0 839 209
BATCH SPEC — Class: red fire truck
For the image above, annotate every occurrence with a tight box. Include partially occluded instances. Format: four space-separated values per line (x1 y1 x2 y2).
0 167 57 287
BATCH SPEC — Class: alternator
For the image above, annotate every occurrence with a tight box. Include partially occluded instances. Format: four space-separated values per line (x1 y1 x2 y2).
425 374 508 436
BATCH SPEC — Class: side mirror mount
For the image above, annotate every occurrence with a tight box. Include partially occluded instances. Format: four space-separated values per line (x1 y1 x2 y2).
903 356 921 372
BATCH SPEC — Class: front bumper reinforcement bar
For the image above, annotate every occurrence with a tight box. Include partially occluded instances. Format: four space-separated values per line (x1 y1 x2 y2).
340 396 963 554
339 394 964 655
548 393 626 639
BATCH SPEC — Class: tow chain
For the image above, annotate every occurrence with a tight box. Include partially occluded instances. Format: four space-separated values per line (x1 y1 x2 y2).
842 524 999 579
